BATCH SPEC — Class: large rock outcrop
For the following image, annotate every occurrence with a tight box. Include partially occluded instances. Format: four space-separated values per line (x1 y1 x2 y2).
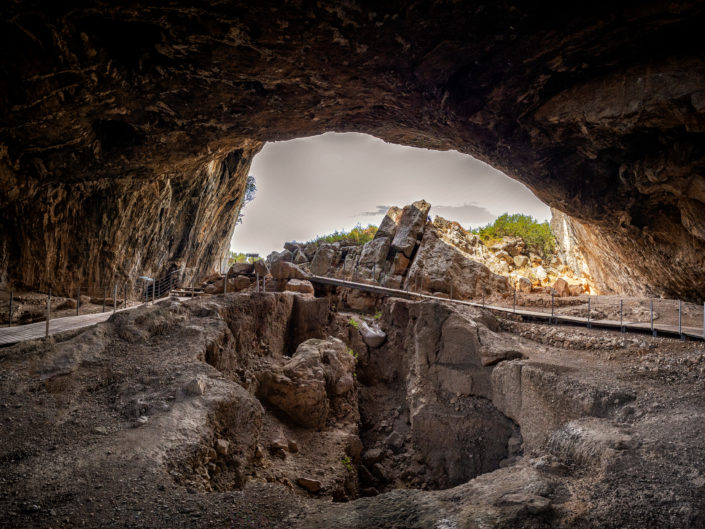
1 2 705 299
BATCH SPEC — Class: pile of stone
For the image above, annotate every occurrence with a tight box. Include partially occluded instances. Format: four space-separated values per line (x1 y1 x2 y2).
269 200 510 300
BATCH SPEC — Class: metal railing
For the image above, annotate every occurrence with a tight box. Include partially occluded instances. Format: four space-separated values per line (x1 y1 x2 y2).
0 268 190 334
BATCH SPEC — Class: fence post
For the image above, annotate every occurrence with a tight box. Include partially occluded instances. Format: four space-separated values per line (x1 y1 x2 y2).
263 276 267 292
113 284 117 313
102 287 106 313
651 299 656 337
256 271 259 293
587 296 591 328
224 270 227 294
124 283 127 309
703 302 704 340
513 288 516 314
152 280 156 304
45 288 51 338
76 286 80 316
679 300 684 341
551 291 555 324
450 284 453 300
482 292 485 308
8 290 13 327
620 299 624 333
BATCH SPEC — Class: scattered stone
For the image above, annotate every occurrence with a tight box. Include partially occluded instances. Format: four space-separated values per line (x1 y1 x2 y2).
288 440 299 453
359 321 386 348
215 439 230 455
93 426 108 435
552 278 571 297
297 477 322 492
184 376 206 396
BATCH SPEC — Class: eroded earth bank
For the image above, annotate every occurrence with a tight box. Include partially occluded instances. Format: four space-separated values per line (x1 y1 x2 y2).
1 290 704 528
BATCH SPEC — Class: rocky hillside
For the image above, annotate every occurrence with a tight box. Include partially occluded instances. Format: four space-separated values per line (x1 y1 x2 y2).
264 201 596 300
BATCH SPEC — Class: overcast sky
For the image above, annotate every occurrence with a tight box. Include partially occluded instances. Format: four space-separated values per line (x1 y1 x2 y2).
230 132 550 256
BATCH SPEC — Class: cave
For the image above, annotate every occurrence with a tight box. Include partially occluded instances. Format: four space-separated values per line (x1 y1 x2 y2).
1 1 704 300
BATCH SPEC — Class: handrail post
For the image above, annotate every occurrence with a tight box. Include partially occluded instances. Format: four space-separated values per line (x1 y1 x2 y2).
256 271 259 293
450 284 453 300
513 288 516 314
152 280 156 304
651 299 656 337
703 302 704 340
124 283 127 309
224 270 227 294
45 288 51 337
102 287 106 313
679 299 684 341
8 290 13 327
113 284 117 313
551 290 555 324
620 299 624 333
587 296 591 328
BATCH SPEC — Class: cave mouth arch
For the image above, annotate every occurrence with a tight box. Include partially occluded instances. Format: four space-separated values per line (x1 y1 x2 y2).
1 1 704 300
229 132 552 260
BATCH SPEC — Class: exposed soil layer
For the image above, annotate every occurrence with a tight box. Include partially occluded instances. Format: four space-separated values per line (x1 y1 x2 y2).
1 2 705 298
1 292 704 528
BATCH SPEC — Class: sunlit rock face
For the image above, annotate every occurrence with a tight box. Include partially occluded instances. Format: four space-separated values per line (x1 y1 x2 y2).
1 2 704 298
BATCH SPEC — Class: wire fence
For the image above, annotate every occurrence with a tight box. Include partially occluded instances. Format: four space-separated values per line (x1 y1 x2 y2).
0 268 189 330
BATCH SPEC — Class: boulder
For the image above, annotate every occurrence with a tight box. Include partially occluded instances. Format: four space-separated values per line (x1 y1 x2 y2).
392 252 410 275
359 321 386 348
391 200 431 258
284 278 315 295
228 262 254 275
552 278 571 297
358 237 391 280
569 284 583 297
270 249 293 264
513 255 529 268
310 244 338 275
204 284 218 294
254 259 269 277
297 477 322 493
257 338 355 429
270 261 307 280
495 250 514 265
375 206 403 239
293 249 308 265
284 241 301 253
406 227 509 299
516 276 532 293
233 275 251 291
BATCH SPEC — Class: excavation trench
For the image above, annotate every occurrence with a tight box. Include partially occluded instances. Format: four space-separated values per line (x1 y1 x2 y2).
165 291 535 500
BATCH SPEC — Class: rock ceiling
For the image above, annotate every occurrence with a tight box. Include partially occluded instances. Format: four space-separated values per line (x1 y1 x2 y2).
1 1 704 298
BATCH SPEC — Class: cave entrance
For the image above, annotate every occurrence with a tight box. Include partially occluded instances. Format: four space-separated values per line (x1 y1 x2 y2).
229 132 551 261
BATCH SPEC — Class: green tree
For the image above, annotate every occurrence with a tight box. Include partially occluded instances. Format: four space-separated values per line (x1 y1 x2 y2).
309 224 378 246
471 213 556 258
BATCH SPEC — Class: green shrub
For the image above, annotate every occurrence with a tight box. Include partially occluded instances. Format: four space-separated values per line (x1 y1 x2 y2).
471 213 556 258
341 456 353 471
348 318 359 328
374 311 382 320
309 224 378 246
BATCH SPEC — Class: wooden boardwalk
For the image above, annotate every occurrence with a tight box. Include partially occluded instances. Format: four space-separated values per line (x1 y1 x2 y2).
309 275 705 341
0 306 137 346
